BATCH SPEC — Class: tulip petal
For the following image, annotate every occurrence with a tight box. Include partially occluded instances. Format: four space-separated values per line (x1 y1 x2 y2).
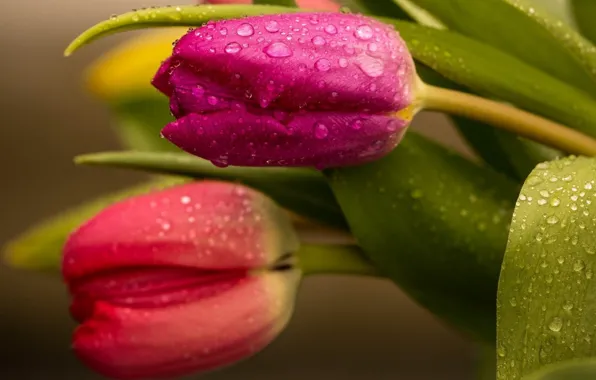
161 107 407 168
63 181 299 281
73 270 299 379
152 13 415 115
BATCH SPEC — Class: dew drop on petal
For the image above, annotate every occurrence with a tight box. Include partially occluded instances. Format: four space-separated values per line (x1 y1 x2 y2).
314 123 329 139
264 42 293 58
351 119 363 130
312 36 326 46
219 27 228 36
236 23 255 37
339 58 348 67
357 56 384 77
225 42 242 54
192 85 205 97
355 25 374 40
315 58 331 71
386 119 400 132
265 20 280 33
324 24 337 35
207 96 218 105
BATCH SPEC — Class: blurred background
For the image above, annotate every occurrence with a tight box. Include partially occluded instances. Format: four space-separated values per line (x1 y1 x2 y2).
0 0 570 379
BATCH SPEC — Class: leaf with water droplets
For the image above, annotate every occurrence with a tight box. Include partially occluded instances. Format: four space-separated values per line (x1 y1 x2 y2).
383 19 596 139
407 0 596 96
75 151 345 229
3 178 188 272
326 131 519 342
571 0 596 46
522 358 596 380
497 156 596 379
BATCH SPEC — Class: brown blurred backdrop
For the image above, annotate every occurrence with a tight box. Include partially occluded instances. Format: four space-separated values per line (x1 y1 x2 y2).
0 0 570 379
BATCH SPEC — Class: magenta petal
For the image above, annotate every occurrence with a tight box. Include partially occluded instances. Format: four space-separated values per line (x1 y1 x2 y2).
153 13 415 114
161 108 408 168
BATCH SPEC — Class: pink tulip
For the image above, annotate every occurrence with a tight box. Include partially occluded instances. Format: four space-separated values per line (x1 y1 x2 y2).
63 181 301 379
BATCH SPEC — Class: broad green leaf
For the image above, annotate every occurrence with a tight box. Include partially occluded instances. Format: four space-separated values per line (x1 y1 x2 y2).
497 156 596 379
109 97 179 152
392 0 445 28
407 0 596 96
75 151 346 229
65 6 596 140
326 131 519 342
4 178 187 271
383 19 596 138
523 358 596 380
338 0 412 20
571 0 596 45
254 0 297 7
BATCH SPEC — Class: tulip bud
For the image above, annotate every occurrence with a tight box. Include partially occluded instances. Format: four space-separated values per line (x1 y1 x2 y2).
153 12 417 169
63 181 301 379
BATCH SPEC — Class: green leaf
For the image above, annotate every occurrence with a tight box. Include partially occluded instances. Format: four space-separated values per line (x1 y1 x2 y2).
326 131 519 342
497 156 596 379
254 0 297 7
571 0 596 45
383 19 596 138
3 178 188 271
523 358 596 380
417 63 560 181
407 0 596 96
109 97 179 152
338 0 412 20
75 151 346 229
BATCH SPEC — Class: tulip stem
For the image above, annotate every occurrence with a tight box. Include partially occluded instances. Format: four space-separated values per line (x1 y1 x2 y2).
419 83 596 157
296 244 379 277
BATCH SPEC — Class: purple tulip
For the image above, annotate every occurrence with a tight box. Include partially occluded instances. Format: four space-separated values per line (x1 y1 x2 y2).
153 13 416 169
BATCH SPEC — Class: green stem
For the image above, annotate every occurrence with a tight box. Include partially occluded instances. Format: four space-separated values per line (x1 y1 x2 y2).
296 244 379 277
419 83 596 157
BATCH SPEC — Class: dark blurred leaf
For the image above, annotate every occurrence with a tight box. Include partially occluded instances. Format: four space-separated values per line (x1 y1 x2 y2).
75 151 346 229
523 358 596 380
326 131 519 342
408 0 596 96
571 0 596 45
3 178 187 271
497 156 596 379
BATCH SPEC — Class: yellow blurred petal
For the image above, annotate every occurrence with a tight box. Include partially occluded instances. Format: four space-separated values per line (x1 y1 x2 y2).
86 28 188 100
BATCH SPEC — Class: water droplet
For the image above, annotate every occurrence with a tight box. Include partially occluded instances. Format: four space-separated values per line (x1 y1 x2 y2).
324 24 337 35
264 42 292 58
510 297 517 307
180 196 191 205
386 119 400 132
357 56 384 77
557 256 565 264
351 119 363 130
265 20 280 33
550 198 561 207
312 36 326 46
192 85 205 97
339 58 348 67
315 58 331 71
547 215 559 225
220 27 228 36
207 96 218 105
368 42 378 52
574 260 585 272
314 123 329 139
237 23 255 37
498 345 507 358
563 303 574 312
225 42 242 54
549 317 563 332
585 183 593 190
355 25 374 40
